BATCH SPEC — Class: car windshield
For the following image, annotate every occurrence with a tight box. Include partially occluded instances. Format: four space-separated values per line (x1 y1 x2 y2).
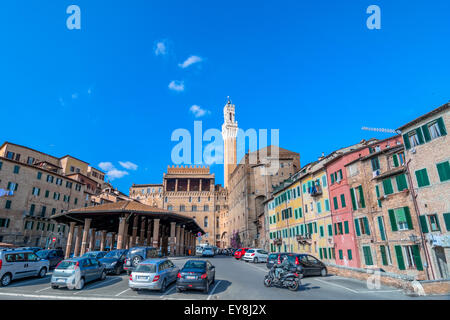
57 261 77 269
183 261 206 269
104 250 125 258
36 250 50 257
82 252 98 258
247 249 254 253
204 247 212 251
135 264 156 273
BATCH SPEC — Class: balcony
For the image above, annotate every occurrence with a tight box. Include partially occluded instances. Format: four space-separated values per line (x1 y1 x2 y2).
273 238 283 246
296 234 312 244
310 185 322 197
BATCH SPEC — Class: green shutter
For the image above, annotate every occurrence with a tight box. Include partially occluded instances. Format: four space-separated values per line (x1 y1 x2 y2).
389 209 398 231
396 174 408 191
393 154 399 167
363 246 373 265
299 207 303 218
333 197 339 210
444 213 450 232
403 134 411 150
350 188 357 210
415 169 430 187
344 221 349 234
347 249 352 260
319 248 323 259
354 219 361 236
358 186 366 208
404 207 414 230
328 224 332 236
380 246 388 266
339 250 343 260
340 194 346 208
416 127 425 144
395 245 406 270
421 124 431 142
377 216 386 240
363 217 371 235
436 161 450 182
375 185 382 208
314 222 317 233
419 215 429 233
436 117 447 136
320 226 324 237
324 199 330 211
382 179 394 195
334 223 337 235
412 245 423 271
294 209 298 219
324 248 328 259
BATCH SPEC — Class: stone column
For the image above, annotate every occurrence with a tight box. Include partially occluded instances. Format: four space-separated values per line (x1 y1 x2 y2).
139 217 146 246
65 222 76 259
100 231 107 251
180 227 185 255
131 215 138 246
73 226 83 257
152 219 160 248
175 226 181 256
124 220 129 249
199 179 203 192
175 179 178 192
169 222 176 256
89 228 96 251
146 219 152 246
187 179 190 192
80 218 92 256
117 217 126 249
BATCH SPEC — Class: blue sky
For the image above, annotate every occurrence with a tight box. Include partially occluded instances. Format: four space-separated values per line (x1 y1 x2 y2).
0 1 449 193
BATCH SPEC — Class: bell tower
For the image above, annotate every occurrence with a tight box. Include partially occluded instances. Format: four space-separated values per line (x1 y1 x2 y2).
221 97 238 189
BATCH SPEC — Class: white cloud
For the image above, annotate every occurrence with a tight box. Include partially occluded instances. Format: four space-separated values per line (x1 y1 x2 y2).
154 41 167 56
179 55 203 69
107 169 129 180
98 162 115 172
119 161 138 170
168 80 185 92
189 105 210 118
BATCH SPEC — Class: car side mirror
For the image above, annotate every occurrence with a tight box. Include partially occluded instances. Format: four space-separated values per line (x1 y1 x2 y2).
211 265 215 269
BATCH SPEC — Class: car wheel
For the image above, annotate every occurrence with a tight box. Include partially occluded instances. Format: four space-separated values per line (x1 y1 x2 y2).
263 276 271 287
131 287 138 291
204 279 209 293
77 277 85 290
38 267 47 278
1 273 12 287
321 268 327 277
132 255 142 267
254 257 258 263
51 284 58 289
115 266 121 275
101 271 106 280
160 279 166 292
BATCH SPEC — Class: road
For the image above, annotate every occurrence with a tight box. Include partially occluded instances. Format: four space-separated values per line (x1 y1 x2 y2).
0 256 447 300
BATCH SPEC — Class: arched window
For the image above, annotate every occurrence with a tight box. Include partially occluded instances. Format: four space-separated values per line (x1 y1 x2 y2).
204 217 208 227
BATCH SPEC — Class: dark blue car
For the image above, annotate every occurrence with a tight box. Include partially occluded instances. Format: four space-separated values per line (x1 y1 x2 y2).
99 249 128 275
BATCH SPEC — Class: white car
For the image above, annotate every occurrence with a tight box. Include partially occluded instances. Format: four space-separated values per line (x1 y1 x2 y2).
242 249 269 263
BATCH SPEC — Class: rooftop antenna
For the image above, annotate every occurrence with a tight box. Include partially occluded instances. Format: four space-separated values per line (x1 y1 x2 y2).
361 126 397 134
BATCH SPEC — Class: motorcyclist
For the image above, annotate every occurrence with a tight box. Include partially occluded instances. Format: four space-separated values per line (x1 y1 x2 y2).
274 256 291 280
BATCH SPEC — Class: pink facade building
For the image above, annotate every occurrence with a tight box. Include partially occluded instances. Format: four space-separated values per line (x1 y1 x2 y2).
325 136 403 268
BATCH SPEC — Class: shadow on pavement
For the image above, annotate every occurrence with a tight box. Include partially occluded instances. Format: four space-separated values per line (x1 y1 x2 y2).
299 282 320 291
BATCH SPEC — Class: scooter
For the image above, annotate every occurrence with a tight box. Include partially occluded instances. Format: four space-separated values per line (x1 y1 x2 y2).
264 265 303 291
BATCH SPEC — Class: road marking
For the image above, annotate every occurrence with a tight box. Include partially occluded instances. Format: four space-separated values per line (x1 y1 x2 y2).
160 284 176 298
314 278 359 293
207 280 222 300
73 278 119 295
0 292 128 300
115 288 131 297
35 286 51 293
7 276 51 288
358 289 403 293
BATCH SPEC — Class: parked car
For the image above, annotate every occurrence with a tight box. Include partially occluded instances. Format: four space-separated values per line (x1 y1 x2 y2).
195 246 204 256
99 249 128 275
16 247 42 254
234 248 250 260
129 258 179 292
243 249 269 263
176 260 215 293
266 253 327 277
0 249 49 286
81 251 107 259
201 247 215 257
124 247 160 275
36 249 64 268
51 257 106 290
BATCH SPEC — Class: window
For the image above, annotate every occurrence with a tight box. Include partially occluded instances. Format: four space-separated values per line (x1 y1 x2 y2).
350 186 366 209
27 157 35 165
324 199 329 211
41 206 46 217
47 175 54 183
37 172 42 180
371 157 380 171
32 187 40 196
382 178 394 195
436 161 450 182
427 120 442 139
333 197 338 210
415 168 430 187
348 163 359 177
408 130 421 147
428 214 440 232
5 200 12 209
70 166 75 172
395 174 408 191
362 246 373 265
389 207 413 231
7 182 18 192
180 205 185 212
30 204 35 215
0 218 10 228
396 245 423 271
6 151 14 159
203 205 209 211
13 165 20 174
192 205 197 212
354 217 370 236
167 205 173 211
377 216 386 240
340 194 346 208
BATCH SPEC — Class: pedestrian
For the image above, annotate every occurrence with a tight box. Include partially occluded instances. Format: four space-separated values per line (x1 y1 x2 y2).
66 262 81 290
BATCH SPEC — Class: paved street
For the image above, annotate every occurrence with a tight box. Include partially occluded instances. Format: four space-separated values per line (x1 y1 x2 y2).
0 256 448 300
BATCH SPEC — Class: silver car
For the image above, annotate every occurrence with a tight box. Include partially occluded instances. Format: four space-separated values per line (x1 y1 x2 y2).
0 250 49 286
129 258 179 292
51 257 106 290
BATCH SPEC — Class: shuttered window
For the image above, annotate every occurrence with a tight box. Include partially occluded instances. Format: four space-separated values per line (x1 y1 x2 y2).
358 186 366 208
436 161 450 182
377 216 386 240
395 245 406 270
350 188 357 210
375 185 382 208
333 197 339 210
354 219 361 236
339 250 343 260
347 249 352 260
324 199 330 211
392 154 399 167
362 246 373 265
419 215 429 233
340 194 346 208
382 178 394 195
344 221 349 234
328 224 332 236
320 226 324 237
444 213 450 232
380 246 388 265
415 168 430 187
395 174 408 191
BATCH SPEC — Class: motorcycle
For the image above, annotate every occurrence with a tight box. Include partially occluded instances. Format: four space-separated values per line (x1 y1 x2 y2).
264 265 303 291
